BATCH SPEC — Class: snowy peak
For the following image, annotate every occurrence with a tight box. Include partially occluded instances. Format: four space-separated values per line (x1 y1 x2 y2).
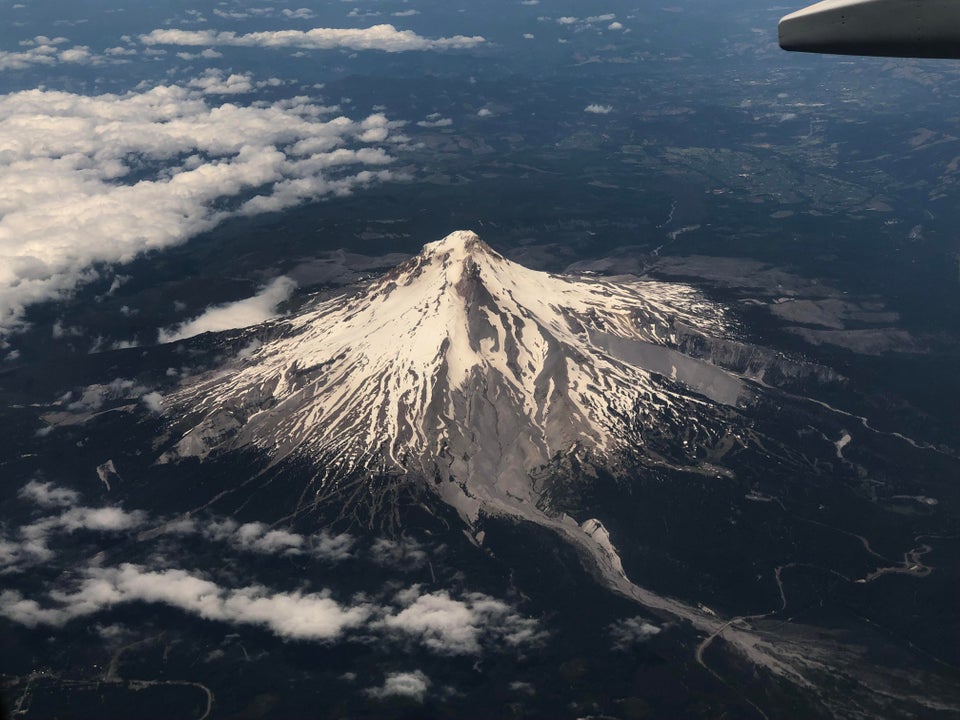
367 229 508 322
378 230 503 288
165 231 740 520
420 229 502 263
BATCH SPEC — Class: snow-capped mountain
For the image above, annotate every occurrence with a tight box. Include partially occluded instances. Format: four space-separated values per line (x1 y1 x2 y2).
164 230 744 525
159 231 869 685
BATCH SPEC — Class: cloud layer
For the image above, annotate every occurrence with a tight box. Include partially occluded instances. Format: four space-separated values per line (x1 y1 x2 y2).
2 486 146 571
188 517 356 561
158 276 297 342
140 24 485 53
3 480 356 571
0 564 370 639
1 563 542 653
0 36 103 71
366 671 430 702
585 103 613 114
0 83 401 333
3 482 542 653
381 587 543 654
18 479 79 508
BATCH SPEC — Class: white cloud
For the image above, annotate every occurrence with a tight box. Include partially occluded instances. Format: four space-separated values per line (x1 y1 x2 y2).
95 622 133 643
609 616 662 650
64 379 150 412
392 10 420 17
18 480 79 508
545 14 618 29
365 671 430 702
12 488 342 572
313 530 355 562
235 521 305 555
175 48 223 60
510 681 536 695
416 117 453 128
141 391 164 412
203 518 240 542
161 516 199 535
56 506 146 532
0 84 401 333
584 103 613 114
52 320 82 338
282 8 315 19
1 560 541 653
370 537 427 571
191 517 355 561
212 9 259 20
58 46 94 63
381 590 480 653
140 25 485 53
0 563 371 639
379 587 544 654
2 493 146 572
477 108 492 117
608 21 624 30
104 45 138 56
3 492 539 654
187 68 257 95
0 36 104 71
158 276 297 342
185 69 284 95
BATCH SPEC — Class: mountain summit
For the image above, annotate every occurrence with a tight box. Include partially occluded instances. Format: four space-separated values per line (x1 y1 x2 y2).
165 230 742 525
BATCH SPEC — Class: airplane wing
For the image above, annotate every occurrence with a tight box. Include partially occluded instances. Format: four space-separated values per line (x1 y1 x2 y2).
779 0 960 58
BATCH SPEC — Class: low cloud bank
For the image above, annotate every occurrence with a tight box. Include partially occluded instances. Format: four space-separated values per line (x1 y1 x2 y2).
0 83 402 333
0 564 370 639
18 480 79 508
140 24 485 53
1 564 543 653
381 587 544 654
158 276 297 342
185 517 356 561
3 483 146 572
4 482 542 652
0 35 104 71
